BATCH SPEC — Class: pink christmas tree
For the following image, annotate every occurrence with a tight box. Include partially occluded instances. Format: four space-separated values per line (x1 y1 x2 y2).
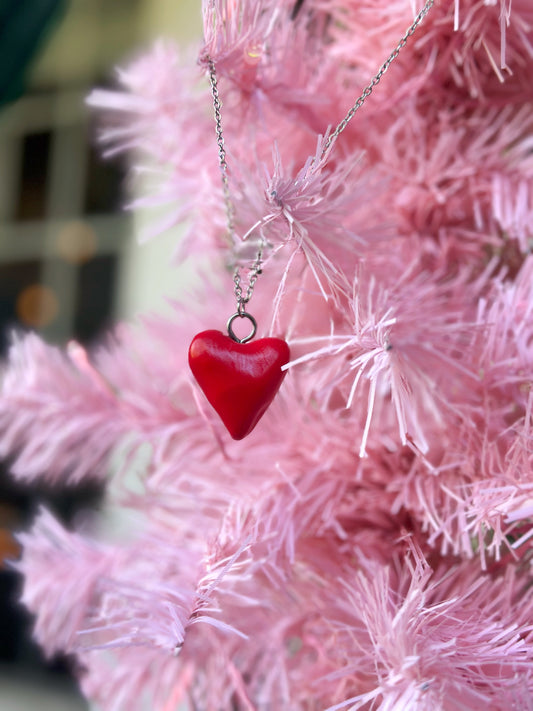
3 0 533 708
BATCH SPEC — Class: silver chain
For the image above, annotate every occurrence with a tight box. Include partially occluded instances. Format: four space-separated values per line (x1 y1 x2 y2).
207 57 264 317
206 0 436 314
321 0 435 158
233 246 263 315
207 58 235 244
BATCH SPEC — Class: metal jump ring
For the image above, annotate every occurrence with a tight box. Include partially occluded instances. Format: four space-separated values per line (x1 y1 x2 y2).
227 312 257 344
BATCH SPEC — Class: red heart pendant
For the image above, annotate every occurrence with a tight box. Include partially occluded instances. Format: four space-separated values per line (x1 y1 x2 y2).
188 330 290 440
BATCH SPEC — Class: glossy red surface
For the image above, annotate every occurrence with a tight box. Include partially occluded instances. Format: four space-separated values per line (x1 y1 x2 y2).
188 330 290 439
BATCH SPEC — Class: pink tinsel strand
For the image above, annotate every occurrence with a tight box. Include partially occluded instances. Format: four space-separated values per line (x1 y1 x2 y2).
0 334 123 484
13 508 114 657
287 264 481 456
326 0 533 101
320 545 533 710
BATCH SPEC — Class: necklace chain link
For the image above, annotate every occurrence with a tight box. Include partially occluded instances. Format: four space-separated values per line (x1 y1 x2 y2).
207 58 236 243
233 247 263 315
206 0 436 313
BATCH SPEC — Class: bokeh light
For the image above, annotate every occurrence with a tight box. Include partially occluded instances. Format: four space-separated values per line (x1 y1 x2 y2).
55 220 98 264
16 284 59 328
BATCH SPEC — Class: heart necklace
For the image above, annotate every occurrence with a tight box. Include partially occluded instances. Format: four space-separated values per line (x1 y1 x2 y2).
189 247 291 441
189 0 435 440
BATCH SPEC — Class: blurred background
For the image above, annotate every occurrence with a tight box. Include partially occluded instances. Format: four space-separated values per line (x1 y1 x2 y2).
0 1 201 708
